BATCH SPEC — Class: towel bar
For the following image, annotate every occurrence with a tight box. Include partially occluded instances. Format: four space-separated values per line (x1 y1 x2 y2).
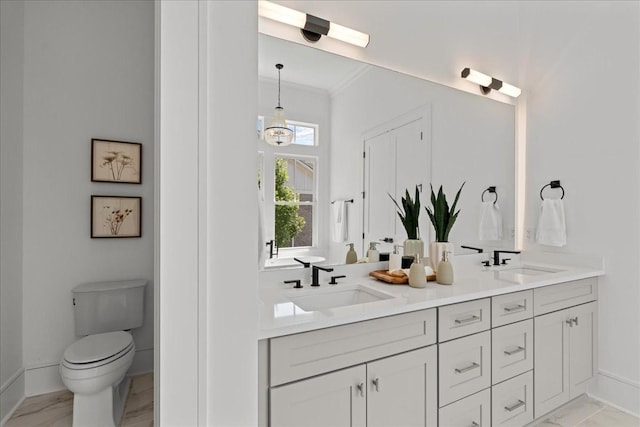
540 180 565 200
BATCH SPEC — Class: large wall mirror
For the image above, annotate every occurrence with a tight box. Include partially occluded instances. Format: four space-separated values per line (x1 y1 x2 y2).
259 34 515 270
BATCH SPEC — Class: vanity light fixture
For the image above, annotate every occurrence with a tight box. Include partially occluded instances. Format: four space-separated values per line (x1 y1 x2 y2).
258 0 370 48
264 63 294 146
461 68 521 98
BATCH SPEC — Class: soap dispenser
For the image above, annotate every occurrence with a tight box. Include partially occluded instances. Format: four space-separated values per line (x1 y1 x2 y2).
345 243 358 264
388 244 402 272
436 251 454 285
408 254 427 288
367 242 380 262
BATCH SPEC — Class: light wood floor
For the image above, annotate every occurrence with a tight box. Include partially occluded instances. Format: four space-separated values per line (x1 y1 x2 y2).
4 373 153 427
5 378 638 427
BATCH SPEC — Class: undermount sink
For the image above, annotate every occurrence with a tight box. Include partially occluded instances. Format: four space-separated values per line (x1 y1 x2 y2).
500 265 564 276
287 285 394 311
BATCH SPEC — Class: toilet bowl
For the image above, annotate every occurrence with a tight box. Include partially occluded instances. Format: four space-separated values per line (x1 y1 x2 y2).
60 331 135 427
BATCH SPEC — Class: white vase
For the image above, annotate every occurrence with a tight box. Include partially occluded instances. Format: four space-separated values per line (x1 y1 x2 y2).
429 241 454 271
403 239 424 261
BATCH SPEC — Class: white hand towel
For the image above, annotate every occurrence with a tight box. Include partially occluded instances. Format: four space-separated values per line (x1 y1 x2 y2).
479 201 503 240
536 199 567 247
331 200 348 243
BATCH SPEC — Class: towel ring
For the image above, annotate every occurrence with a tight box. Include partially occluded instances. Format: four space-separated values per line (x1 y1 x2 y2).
540 180 565 200
481 186 498 204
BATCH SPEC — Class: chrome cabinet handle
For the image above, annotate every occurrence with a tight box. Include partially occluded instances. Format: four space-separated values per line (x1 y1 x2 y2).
356 382 364 397
565 317 579 327
504 304 525 313
455 362 480 374
372 378 380 392
505 399 525 412
471 422 480 427
504 346 525 356
455 314 480 325
573 316 579 326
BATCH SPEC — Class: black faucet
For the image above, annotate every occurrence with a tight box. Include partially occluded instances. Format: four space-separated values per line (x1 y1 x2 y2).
493 250 521 266
293 257 311 268
311 265 334 287
461 245 484 253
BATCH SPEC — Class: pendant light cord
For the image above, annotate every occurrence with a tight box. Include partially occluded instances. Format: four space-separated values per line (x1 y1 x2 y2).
276 63 283 109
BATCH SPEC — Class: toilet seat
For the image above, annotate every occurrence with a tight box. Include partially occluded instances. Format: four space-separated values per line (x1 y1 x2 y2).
63 331 134 370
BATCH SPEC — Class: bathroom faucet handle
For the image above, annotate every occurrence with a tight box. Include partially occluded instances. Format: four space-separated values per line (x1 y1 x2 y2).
284 279 302 289
481 260 491 267
501 258 511 265
329 275 346 285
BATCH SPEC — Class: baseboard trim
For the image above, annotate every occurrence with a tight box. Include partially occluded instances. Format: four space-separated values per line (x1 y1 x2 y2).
590 370 640 417
24 348 154 397
0 369 25 426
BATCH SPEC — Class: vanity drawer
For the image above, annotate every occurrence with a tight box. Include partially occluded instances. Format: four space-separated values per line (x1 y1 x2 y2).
492 319 534 384
492 371 534 427
270 309 436 386
438 298 491 342
439 388 490 427
534 278 597 315
439 330 491 406
492 290 533 327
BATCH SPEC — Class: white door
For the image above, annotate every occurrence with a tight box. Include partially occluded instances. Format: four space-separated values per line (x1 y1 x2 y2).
367 346 437 427
569 302 597 395
364 131 396 253
270 365 366 427
534 309 570 418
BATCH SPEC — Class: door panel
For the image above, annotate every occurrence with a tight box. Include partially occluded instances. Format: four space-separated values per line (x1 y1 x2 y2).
569 302 597 395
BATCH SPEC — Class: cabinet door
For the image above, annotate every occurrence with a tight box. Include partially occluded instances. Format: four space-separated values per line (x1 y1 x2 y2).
534 309 570 418
270 365 366 427
367 346 437 427
569 302 597 395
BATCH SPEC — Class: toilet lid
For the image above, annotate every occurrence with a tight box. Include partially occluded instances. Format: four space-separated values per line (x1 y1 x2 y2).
64 331 133 364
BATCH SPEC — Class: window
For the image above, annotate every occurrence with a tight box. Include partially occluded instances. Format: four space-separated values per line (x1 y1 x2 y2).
274 156 315 248
258 117 319 253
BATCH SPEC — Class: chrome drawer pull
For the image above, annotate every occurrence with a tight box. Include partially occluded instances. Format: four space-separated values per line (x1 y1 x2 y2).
504 346 525 356
372 378 380 392
504 399 525 412
356 382 364 397
455 362 480 374
455 314 480 325
504 304 525 313
471 422 480 427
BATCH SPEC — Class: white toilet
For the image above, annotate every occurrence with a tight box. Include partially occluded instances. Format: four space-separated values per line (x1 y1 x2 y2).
60 279 146 427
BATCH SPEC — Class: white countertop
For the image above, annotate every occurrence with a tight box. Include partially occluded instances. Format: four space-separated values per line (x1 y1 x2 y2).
258 252 604 340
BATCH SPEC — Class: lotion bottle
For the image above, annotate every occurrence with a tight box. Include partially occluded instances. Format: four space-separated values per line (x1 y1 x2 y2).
388 244 402 272
408 254 427 288
345 243 357 264
367 242 380 262
436 251 454 285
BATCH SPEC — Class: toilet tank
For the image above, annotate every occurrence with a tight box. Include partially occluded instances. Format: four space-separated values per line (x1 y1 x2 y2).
72 279 147 336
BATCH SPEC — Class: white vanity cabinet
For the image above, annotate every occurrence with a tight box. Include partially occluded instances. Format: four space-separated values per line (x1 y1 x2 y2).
534 299 597 418
264 309 438 427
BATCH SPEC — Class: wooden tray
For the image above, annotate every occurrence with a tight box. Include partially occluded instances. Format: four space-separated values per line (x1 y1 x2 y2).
369 270 436 284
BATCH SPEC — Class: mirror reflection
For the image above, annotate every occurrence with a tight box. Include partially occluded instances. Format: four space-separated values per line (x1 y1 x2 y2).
258 34 515 270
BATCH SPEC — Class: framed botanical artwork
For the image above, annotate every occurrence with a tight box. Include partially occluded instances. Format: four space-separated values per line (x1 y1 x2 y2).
91 196 142 238
91 139 142 184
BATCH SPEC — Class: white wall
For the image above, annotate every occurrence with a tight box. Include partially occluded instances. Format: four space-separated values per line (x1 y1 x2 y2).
261 0 640 414
0 0 25 422
519 1 640 414
158 1 258 425
21 0 155 395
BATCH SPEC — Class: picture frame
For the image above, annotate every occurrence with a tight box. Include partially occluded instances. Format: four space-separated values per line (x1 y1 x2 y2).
91 139 142 184
91 196 142 238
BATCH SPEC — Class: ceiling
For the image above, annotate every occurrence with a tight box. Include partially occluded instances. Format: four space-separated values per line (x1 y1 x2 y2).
258 34 369 93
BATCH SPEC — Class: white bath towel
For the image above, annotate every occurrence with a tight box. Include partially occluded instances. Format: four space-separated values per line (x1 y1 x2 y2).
479 201 503 240
536 199 567 247
331 200 348 243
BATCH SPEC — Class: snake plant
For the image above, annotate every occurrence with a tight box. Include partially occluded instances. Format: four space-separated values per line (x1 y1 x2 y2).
425 182 465 242
388 186 421 240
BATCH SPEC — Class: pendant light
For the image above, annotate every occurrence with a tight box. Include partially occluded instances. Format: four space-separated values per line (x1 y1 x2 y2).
264 63 294 146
